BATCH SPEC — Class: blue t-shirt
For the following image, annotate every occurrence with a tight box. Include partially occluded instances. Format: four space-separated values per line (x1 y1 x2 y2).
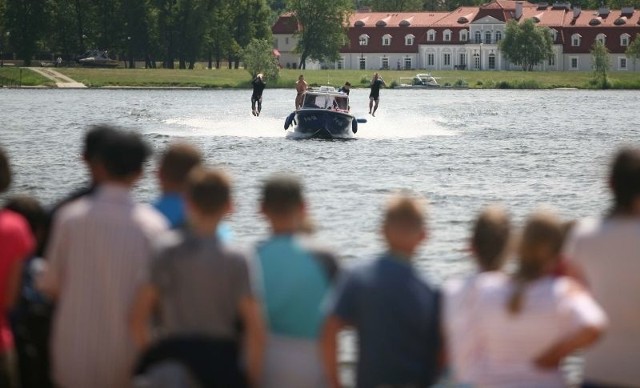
328 252 441 388
153 193 233 242
256 234 336 339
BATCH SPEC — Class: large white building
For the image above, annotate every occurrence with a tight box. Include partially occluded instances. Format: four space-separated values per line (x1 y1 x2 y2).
272 0 640 71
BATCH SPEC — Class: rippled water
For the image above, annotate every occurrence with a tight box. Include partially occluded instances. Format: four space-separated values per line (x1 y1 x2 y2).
1 88 638 283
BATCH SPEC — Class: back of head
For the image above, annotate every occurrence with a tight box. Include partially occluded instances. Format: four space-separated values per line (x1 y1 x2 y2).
83 125 120 162
261 174 304 215
609 147 640 214
4 195 47 241
345 82 351 87
508 209 563 314
99 127 151 180
159 142 203 190
383 192 427 232
186 167 231 216
471 205 511 271
0 145 10 193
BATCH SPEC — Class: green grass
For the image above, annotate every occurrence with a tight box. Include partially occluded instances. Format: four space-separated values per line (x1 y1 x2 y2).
0 67 54 87
10 66 640 89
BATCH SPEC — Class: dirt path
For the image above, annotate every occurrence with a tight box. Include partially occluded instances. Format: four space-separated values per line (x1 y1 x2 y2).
28 67 86 88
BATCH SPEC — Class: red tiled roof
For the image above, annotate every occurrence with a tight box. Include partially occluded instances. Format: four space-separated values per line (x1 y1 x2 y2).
272 13 300 34
349 12 448 28
433 7 480 26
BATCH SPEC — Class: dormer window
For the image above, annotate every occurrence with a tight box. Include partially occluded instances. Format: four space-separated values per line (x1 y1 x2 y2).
571 33 581 47
596 33 606 45
460 29 468 42
359 34 369 46
405 34 415 46
621 33 630 46
354 20 365 27
382 34 392 46
443 29 452 42
427 29 436 42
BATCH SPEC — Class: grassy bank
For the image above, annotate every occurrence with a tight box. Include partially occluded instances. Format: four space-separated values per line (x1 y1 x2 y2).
12 67 640 89
0 67 54 87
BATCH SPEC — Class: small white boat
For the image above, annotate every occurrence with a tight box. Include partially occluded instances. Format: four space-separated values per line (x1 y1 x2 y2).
397 73 441 88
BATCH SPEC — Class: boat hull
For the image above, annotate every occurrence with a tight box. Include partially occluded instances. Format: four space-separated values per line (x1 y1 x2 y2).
292 109 355 139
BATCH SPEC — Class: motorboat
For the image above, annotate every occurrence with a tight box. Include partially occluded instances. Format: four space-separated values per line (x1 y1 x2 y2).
77 50 119 68
284 86 361 139
397 73 441 88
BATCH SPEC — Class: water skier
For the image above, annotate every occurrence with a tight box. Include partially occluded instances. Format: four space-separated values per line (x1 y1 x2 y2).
251 73 266 116
368 73 386 116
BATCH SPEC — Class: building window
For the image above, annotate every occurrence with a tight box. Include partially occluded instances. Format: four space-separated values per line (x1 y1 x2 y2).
474 52 480 69
621 34 630 46
285 37 289 45
619 57 627 70
475 31 481 43
570 57 578 69
359 57 366 70
495 31 502 42
460 30 468 42
382 34 392 46
459 53 466 66
337 58 344 69
381 57 389 69
404 57 412 70
427 53 435 66
488 53 496 69
550 29 557 42
444 53 451 66
485 31 492 44
427 29 436 41
274 38 279 49
548 54 555 66
359 34 369 46
571 34 581 47
444 29 452 42
405 34 415 45
596 33 606 45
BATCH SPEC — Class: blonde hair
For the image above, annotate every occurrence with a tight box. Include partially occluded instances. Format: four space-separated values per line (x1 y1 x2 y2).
471 205 511 271
507 209 564 315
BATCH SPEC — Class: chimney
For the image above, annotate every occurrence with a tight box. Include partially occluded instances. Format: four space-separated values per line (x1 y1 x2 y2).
515 1 523 19
573 6 581 19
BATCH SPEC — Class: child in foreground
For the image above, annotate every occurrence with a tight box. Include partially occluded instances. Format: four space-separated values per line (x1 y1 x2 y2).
322 193 442 388
130 168 265 387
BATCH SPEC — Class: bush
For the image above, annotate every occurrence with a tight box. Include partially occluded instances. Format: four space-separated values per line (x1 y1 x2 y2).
389 80 399 88
360 75 369 84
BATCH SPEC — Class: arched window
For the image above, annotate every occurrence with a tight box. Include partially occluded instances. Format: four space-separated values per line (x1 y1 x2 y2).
475 31 481 44
460 29 468 42
443 29 452 42
485 31 492 44
405 34 415 46
382 34 392 46
495 31 502 42
571 34 581 47
359 34 369 46
620 33 630 46
549 29 558 42
596 33 606 45
427 29 436 42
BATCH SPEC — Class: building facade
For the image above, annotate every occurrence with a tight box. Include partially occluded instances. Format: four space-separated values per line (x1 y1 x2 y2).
272 0 640 71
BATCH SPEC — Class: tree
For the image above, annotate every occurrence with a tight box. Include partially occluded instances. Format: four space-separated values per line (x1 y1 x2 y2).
4 0 50 65
626 33 640 71
243 38 279 80
499 19 553 71
591 40 609 88
366 0 423 11
287 0 352 69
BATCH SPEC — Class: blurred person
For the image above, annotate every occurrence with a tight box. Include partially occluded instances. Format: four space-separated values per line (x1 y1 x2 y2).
443 204 512 384
131 168 265 388
153 142 232 240
322 193 442 388
251 74 266 116
469 210 607 387
0 146 35 388
368 72 386 116
256 174 339 388
564 147 640 387
5 195 53 388
39 127 168 388
338 81 351 96
295 74 308 110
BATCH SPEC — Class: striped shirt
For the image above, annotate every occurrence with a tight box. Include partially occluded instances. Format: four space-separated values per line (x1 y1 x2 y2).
41 184 168 388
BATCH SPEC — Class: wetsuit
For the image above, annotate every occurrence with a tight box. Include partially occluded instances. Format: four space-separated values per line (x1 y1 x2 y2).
369 79 384 101
251 77 266 115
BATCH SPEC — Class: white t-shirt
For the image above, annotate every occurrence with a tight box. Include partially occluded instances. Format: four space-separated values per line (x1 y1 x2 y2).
564 217 640 386
469 274 606 388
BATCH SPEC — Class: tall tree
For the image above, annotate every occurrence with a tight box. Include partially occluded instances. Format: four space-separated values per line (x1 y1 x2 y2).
4 0 49 65
243 38 279 79
626 33 640 71
367 0 423 11
499 19 553 71
591 40 609 88
287 0 352 69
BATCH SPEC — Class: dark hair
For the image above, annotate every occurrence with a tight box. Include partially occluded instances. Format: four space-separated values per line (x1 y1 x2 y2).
186 168 231 216
384 193 427 231
4 195 47 253
471 205 511 271
344 82 351 86
83 125 120 162
99 128 151 179
159 142 203 188
507 210 563 315
0 145 10 193
610 147 640 215
261 174 304 214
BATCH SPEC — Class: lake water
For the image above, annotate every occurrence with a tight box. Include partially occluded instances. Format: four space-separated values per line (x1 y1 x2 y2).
1 87 637 385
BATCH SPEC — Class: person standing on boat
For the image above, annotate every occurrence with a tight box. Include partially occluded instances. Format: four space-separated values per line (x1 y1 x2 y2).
295 75 308 110
251 73 266 116
338 82 351 96
368 73 386 116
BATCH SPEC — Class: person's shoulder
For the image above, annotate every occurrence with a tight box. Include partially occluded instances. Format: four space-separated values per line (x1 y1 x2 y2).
134 202 170 230
0 209 30 235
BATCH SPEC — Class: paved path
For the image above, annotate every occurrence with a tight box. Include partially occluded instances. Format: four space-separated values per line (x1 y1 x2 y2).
28 67 86 88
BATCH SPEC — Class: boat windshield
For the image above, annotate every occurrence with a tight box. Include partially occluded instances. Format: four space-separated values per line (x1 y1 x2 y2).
303 94 349 111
